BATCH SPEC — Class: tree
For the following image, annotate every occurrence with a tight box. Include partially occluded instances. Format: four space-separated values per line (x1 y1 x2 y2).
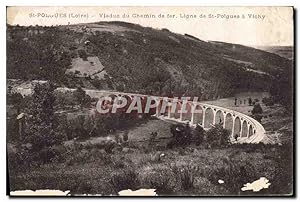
205 124 231 148
7 27 71 83
251 103 263 122
24 82 62 163
168 123 192 148
193 124 204 146
73 87 91 108
252 103 263 114
7 91 23 113
262 97 275 106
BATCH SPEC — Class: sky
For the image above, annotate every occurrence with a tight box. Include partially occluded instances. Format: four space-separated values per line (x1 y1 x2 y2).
7 6 294 46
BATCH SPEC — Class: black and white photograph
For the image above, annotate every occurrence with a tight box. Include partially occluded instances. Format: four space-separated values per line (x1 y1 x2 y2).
5 6 294 196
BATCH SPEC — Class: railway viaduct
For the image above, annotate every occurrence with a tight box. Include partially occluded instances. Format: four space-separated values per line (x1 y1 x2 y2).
83 89 266 144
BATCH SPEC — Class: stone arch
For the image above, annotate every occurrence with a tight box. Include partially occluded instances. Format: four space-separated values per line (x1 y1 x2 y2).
204 108 214 128
182 102 192 122
233 117 241 137
146 97 158 115
112 95 127 113
156 99 164 116
170 101 181 119
193 105 203 125
241 121 248 137
249 125 254 137
215 110 225 125
225 113 233 134
123 95 132 111
140 96 147 113
163 103 172 117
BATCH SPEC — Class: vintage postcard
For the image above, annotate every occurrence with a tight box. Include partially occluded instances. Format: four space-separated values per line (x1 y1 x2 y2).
6 6 294 196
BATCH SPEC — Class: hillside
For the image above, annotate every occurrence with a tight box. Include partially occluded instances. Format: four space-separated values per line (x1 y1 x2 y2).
6 21 293 103
253 46 294 60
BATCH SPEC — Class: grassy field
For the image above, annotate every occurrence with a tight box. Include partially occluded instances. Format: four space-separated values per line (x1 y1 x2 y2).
69 119 175 149
8 117 293 196
9 134 293 196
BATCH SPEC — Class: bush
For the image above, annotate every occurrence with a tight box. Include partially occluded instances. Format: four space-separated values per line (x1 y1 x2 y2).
54 90 77 108
22 83 64 164
110 166 139 193
8 143 68 169
262 97 275 106
148 132 158 147
78 49 88 61
64 115 94 140
62 142 114 166
7 145 33 170
251 103 263 123
261 143 293 195
207 159 258 194
252 114 263 123
123 131 129 142
168 123 192 148
252 103 263 114
73 87 91 108
139 166 179 195
193 125 205 146
205 124 231 148
7 116 20 143
111 155 133 169
7 91 23 106
85 138 118 153
171 163 196 190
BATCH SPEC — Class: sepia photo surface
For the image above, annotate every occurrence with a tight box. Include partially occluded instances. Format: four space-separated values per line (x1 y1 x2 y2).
6 6 294 196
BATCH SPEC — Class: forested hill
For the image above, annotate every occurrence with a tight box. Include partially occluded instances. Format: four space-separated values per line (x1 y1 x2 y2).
7 21 293 104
